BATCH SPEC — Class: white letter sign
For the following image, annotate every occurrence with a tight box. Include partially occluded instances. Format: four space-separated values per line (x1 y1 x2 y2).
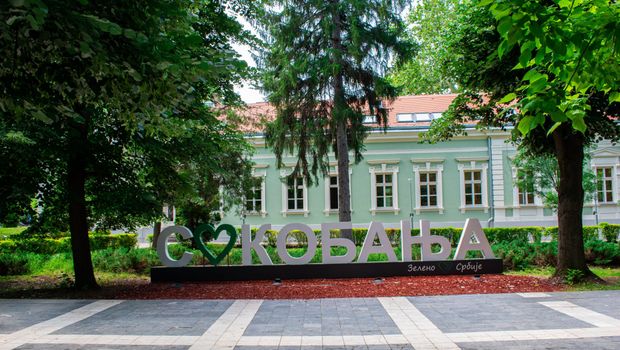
321 222 356 264
277 223 317 264
358 222 397 263
454 218 495 259
157 226 194 267
242 224 273 266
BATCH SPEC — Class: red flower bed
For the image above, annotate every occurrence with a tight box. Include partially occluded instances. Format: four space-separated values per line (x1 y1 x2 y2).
114 274 561 299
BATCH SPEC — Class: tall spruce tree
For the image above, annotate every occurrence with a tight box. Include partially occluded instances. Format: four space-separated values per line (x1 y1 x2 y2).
257 0 412 238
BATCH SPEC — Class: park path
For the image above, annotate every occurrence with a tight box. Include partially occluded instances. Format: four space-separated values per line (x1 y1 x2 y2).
1 291 620 349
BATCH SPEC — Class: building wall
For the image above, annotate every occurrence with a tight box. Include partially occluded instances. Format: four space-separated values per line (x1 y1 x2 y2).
221 129 620 229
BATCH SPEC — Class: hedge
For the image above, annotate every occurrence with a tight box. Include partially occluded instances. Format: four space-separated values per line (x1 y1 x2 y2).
248 224 618 247
0 233 137 254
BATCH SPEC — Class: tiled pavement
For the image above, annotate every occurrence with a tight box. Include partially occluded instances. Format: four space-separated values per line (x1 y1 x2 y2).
1 291 620 349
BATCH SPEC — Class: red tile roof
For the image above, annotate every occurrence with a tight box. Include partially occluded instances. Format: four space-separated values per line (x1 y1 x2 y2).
227 94 458 133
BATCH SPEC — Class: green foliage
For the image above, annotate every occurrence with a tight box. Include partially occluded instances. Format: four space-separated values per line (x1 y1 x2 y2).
487 0 620 138
584 240 620 266
492 241 557 271
0 0 257 287
389 0 458 94
0 253 31 275
0 234 137 254
92 248 160 274
599 223 620 243
566 269 586 285
0 227 27 237
257 0 413 230
512 147 596 210
485 227 542 245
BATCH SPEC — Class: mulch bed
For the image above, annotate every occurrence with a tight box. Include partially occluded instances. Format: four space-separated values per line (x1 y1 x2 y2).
1 274 563 299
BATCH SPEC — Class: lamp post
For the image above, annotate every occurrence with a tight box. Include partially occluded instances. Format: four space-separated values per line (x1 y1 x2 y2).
408 178 415 227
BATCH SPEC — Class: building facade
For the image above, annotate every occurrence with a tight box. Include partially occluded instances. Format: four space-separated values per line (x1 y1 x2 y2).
221 95 620 229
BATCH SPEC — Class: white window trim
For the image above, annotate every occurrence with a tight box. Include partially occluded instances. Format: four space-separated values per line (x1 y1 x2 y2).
368 162 400 215
412 160 444 214
511 166 543 208
457 160 489 213
280 169 309 217
323 167 353 216
592 164 618 205
246 168 267 218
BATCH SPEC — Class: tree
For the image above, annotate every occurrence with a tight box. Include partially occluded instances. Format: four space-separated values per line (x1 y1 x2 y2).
420 0 620 281
0 0 255 288
389 0 459 94
256 0 412 239
512 147 596 211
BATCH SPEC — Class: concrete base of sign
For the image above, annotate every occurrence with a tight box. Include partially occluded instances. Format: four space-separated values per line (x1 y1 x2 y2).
150 259 503 283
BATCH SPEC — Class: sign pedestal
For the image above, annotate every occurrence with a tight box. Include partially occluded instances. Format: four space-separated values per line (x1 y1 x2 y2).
150 259 503 283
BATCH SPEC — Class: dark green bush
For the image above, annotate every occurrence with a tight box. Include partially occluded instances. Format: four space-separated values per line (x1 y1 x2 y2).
485 227 543 245
584 240 620 265
492 241 557 270
546 226 601 242
92 248 160 274
0 253 31 275
599 223 620 242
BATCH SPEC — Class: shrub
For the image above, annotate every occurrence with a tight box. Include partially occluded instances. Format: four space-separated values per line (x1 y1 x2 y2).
599 223 620 243
0 234 137 254
546 226 602 242
584 240 620 265
492 241 557 270
485 227 543 245
0 253 31 275
92 248 160 274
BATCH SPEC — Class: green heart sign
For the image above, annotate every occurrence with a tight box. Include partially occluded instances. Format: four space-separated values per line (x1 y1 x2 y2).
193 224 238 266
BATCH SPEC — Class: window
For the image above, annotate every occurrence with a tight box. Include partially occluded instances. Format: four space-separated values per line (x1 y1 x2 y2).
415 113 431 121
397 113 413 122
368 161 400 215
457 159 489 212
245 185 262 212
419 172 438 207
517 172 535 206
412 160 444 214
375 174 394 208
328 176 339 210
464 170 483 206
432 112 442 119
363 115 376 124
596 167 614 203
287 177 304 210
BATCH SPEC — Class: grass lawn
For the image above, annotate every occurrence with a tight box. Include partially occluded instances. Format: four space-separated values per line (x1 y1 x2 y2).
507 266 620 291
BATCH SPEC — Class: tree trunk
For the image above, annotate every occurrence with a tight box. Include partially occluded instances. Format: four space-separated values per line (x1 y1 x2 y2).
330 0 353 241
152 221 162 250
552 125 592 280
67 121 98 289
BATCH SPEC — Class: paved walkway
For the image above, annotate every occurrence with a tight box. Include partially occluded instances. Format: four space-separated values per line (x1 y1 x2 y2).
1 291 620 349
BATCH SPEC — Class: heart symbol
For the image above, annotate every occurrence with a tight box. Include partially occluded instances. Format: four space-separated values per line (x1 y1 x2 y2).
193 224 238 266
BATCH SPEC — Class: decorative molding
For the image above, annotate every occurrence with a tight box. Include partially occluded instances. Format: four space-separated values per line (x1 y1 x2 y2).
252 164 270 169
455 156 489 162
367 159 400 165
411 158 445 163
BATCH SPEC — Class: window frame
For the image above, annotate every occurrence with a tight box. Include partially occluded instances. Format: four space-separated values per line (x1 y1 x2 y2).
245 167 267 218
457 158 489 213
323 167 353 216
412 159 444 214
595 166 615 204
368 161 400 215
280 168 309 217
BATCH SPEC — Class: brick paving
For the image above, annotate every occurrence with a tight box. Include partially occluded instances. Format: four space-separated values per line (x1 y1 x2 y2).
1 291 619 349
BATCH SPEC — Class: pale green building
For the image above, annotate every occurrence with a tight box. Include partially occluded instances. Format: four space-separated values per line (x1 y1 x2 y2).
221 94 620 229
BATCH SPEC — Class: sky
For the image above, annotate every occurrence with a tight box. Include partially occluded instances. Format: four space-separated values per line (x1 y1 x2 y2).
232 15 266 104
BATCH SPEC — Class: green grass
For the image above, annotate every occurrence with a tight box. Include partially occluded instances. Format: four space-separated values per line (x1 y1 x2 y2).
0 227 27 237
